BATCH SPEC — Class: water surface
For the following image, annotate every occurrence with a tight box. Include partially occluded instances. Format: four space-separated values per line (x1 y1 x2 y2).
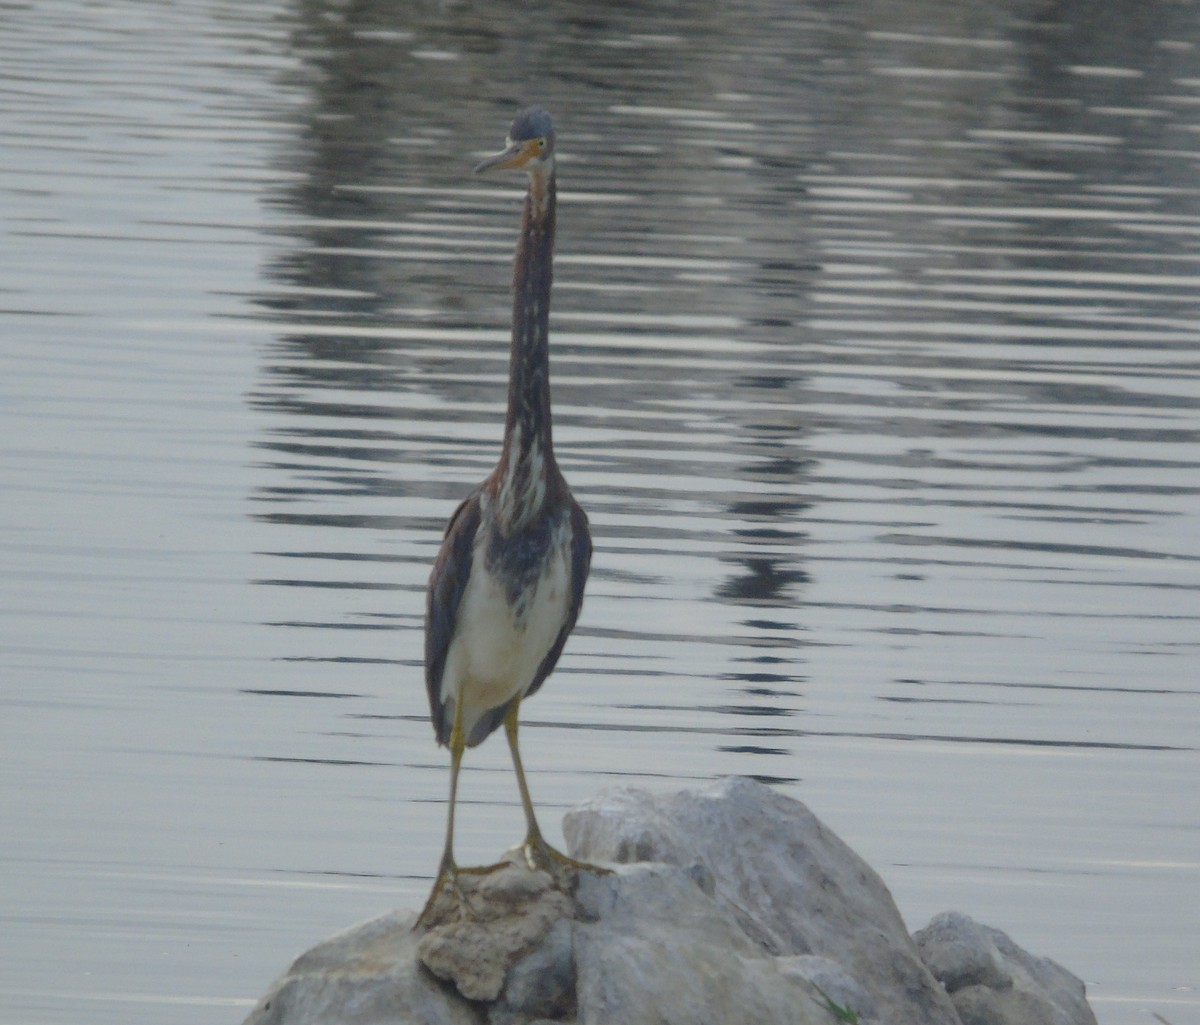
1 1 1197 1022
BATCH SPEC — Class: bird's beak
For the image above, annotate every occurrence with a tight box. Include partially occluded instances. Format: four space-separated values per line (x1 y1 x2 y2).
474 139 538 174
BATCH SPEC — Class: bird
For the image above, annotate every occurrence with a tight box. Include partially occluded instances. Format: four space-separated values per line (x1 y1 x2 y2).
416 106 604 927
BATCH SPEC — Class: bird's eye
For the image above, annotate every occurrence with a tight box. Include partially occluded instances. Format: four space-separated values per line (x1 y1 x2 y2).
536 138 546 150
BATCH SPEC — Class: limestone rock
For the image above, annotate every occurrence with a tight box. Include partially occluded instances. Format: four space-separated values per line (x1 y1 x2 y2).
914 911 1098 1025
489 917 575 1025
563 775 959 1025
416 855 574 1002
239 909 475 1025
570 861 830 1025
779 956 879 1022
242 777 1100 1025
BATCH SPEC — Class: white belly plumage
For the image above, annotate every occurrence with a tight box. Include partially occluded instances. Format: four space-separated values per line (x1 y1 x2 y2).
439 535 570 741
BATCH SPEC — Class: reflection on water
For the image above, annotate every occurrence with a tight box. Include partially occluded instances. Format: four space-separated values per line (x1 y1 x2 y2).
1 0 1197 1023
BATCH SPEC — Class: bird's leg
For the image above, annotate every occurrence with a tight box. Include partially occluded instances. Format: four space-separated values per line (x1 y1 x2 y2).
415 702 477 929
503 701 611 886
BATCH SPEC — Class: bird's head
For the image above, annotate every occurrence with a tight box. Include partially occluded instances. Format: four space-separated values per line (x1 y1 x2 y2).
474 106 556 175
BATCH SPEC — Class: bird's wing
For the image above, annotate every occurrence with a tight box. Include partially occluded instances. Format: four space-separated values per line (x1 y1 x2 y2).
524 497 592 703
425 490 483 746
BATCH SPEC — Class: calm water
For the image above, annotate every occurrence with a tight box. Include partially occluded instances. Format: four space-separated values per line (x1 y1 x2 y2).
1 1 1197 1022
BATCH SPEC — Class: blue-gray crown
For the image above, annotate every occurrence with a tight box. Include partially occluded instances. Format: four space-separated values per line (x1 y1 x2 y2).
509 106 555 147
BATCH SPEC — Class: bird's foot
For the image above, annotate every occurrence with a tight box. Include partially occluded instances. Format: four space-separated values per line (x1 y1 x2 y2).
522 832 612 890
414 856 517 930
413 865 459 930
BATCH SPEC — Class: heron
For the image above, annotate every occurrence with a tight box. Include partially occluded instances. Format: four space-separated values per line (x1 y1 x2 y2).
416 107 603 927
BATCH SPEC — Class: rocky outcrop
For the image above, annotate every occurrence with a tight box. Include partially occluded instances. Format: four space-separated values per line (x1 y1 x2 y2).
241 777 1098 1025
564 776 960 1025
914 911 1098 1025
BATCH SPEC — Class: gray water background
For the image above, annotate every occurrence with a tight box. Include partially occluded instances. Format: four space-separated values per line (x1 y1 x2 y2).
1 0 1197 1022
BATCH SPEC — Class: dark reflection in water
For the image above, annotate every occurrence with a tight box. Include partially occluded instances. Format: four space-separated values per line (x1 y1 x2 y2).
2 0 1198 1023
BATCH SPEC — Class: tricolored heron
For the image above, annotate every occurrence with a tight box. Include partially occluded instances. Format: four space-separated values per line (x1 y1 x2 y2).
417 107 603 926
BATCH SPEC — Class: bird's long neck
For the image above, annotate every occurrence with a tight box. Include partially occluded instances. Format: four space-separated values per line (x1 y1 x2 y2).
495 164 558 531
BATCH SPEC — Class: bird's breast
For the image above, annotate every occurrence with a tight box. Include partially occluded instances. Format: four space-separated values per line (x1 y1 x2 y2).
439 513 572 725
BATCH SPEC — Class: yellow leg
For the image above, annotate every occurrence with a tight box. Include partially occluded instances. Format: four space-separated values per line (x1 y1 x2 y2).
415 700 469 928
504 701 611 884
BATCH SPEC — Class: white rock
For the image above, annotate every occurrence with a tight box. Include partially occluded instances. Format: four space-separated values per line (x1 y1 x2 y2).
489 917 575 1024
240 909 476 1025
914 911 1098 1025
241 777 1100 1025
563 775 960 1025
570 862 830 1025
